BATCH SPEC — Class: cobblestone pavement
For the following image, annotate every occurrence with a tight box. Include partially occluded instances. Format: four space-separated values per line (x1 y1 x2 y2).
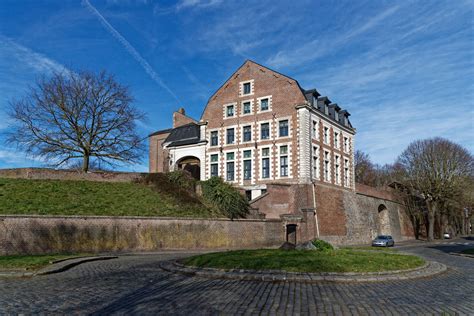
1 239 473 315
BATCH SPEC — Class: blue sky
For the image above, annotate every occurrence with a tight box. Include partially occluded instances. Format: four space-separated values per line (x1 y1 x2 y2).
0 0 473 171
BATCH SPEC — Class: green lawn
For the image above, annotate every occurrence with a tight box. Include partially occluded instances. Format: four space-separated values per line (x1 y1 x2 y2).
0 177 218 217
0 254 85 270
461 248 474 255
183 249 425 273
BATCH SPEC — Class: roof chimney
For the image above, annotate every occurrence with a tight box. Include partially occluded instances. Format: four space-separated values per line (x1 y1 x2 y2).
173 107 197 128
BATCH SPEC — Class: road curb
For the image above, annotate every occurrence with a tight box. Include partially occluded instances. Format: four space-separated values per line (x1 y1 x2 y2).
0 256 116 278
449 252 474 259
160 260 447 283
35 256 118 275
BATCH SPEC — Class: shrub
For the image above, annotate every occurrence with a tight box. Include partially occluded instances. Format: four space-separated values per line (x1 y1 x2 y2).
166 170 196 191
201 177 249 219
311 239 334 251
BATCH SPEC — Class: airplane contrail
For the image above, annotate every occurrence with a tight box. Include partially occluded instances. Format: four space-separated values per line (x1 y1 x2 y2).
82 0 180 103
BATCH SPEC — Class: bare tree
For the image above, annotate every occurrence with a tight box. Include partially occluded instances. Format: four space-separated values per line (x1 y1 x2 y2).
396 138 473 241
354 150 376 186
6 70 146 172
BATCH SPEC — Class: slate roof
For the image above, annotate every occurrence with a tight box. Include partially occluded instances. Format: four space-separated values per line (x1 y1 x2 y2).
163 123 202 147
148 128 173 137
303 89 354 130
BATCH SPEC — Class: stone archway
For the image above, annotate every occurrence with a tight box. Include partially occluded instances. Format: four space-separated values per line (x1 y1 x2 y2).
176 156 201 180
377 204 391 235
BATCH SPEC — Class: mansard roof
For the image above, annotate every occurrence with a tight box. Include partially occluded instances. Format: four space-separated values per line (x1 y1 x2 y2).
163 123 202 147
305 92 354 130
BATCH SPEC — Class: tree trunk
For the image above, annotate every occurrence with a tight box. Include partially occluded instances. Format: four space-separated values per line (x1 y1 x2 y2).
82 154 90 172
426 200 436 241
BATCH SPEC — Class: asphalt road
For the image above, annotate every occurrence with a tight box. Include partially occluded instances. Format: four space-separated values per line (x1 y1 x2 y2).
0 238 473 315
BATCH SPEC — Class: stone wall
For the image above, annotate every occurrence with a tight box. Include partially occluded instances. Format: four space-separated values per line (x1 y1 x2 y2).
0 215 285 255
250 183 313 219
315 183 415 245
250 182 416 246
0 168 145 182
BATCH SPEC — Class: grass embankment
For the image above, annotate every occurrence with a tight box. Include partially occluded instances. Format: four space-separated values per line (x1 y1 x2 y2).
0 176 219 217
183 249 425 273
461 249 474 255
0 254 85 270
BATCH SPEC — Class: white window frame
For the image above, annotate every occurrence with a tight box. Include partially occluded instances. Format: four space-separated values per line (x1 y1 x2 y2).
258 120 272 141
276 117 291 139
224 150 237 183
312 145 320 180
240 99 254 116
241 124 253 143
239 79 254 97
334 153 341 185
258 145 273 180
208 128 220 147
312 119 319 140
223 102 237 119
208 153 220 178
323 150 331 183
334 130 340 149
241 148 253 182
257 95 272 113
343 157 350 188
225 125 237 145
323 125 330 145
343 135 349 153
276 143 292 179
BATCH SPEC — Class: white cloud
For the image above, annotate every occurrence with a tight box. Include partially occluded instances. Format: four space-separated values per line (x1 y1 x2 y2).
0 35 66 74
175 0 222 11
266 5 400 68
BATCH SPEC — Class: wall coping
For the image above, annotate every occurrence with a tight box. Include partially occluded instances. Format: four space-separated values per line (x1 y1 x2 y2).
0 214 282 223
0 167 144 175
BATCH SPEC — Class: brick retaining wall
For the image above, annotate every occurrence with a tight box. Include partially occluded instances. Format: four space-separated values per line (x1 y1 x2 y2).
0 215 285 255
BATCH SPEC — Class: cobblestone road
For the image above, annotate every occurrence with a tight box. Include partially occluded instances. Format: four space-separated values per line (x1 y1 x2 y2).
1 239 473 315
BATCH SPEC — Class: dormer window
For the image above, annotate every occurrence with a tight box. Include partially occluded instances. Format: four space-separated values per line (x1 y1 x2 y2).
335 111 339 121
324 104 329 115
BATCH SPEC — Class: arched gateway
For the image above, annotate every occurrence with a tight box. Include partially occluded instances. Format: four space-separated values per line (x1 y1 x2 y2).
176 156 201 180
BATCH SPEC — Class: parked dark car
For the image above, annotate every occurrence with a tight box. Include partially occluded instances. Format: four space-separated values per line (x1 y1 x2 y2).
372 235 395 247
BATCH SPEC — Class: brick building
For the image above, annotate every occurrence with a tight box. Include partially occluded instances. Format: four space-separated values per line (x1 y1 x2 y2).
150 60 355 199
147 60 407 244
150 60 400 242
